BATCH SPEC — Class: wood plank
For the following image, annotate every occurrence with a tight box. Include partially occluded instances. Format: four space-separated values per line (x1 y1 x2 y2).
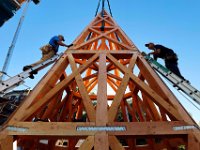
17 53 99 122
5 121 197 137
105 14 136 47
107 73 122 81
107 121 195 136
42 92 63 120
58 91 73 121
109 136 125 150
108 54 137 122
83 73 98 81
68 53 96 122
188 134 200 150
8 54 69 124
108 73 130 122
107 76 119 88
107 53 182 120
86 77 97 89
107 79 118 92
70 50 136 54
87 80 98 93
78 136 94 150
7 122 95 136
0 136 13 150
104 34 135 50
96 53 108 125
74 27 116 50
94 132 109 150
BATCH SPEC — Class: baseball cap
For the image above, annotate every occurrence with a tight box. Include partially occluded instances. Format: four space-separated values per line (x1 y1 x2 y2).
58 35 65 41
145 42 154 47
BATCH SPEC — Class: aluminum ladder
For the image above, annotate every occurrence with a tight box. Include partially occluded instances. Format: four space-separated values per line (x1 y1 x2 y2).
0 53 63 94
143 53 200 106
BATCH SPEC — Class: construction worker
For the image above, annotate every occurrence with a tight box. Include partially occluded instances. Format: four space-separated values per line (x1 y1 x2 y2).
23 35 73 79
145 42 185 80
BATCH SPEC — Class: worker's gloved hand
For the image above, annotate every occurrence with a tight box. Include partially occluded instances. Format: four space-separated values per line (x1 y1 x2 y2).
141 52 147 56
67 44 74 48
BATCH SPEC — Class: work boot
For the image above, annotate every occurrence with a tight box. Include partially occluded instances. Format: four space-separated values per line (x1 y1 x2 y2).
23 65 32 71
29 74 34 79
185 80 190 84
31 70 38 75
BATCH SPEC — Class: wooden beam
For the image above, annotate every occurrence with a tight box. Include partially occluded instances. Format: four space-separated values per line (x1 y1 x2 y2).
96 53 108 125
109 136 125 150
83 73 98 81
17 53 99 121
5 121 197 137
68 53 96 122
107 53 182 120
95 53 109 150
94 132 109 150
78 136 94 150
7 54 69 124
7 122 95 136
108 54 137 122
0 136 13 150
188 134 200 150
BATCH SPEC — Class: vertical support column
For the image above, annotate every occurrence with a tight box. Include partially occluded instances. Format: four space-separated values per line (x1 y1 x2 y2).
0 136 13 150
188 134 200 150
95 52 109 150
96 53 108 125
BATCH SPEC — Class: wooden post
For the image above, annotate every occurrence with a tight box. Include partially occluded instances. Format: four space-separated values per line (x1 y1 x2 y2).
94 53 109 150
0 136 13 150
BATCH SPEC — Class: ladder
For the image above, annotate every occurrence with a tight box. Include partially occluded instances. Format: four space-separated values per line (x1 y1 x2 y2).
143 53 200 106
0 53 63 94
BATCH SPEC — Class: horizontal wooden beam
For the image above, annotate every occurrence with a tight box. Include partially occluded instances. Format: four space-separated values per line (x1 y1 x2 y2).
107 121 197 136
5 121 197 137
69 50 136 54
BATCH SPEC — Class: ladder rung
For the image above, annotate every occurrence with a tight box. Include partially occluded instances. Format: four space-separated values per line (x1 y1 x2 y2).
145 54 200 106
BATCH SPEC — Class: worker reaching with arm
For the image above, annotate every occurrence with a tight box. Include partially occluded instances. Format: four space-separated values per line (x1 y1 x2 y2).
145 42 186 80
23 35 73 79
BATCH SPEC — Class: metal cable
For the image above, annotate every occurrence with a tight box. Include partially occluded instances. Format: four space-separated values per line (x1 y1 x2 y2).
95 0 101 16
106 0 113 17
101 0 105 17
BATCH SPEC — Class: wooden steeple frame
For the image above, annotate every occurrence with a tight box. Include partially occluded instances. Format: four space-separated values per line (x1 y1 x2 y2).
0 10 200 150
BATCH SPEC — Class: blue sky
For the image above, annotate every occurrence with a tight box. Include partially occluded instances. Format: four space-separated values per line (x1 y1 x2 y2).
0 0 200 123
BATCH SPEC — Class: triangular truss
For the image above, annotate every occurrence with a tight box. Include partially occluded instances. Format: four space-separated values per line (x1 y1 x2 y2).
0 10 199 150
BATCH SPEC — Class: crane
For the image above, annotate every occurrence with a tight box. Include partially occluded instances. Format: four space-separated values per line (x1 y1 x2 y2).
0 0 40 82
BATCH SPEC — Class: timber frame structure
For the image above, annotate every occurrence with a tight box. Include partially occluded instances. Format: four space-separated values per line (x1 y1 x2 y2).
0 10 200 150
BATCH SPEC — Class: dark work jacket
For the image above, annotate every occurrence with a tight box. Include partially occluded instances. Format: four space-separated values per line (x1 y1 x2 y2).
153 45 178 62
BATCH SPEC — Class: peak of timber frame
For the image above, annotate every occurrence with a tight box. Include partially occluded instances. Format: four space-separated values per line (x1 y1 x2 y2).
0 10 200 150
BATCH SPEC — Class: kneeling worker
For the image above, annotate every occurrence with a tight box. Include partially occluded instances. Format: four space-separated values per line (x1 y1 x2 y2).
145 42 186 80
23 35 73 78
